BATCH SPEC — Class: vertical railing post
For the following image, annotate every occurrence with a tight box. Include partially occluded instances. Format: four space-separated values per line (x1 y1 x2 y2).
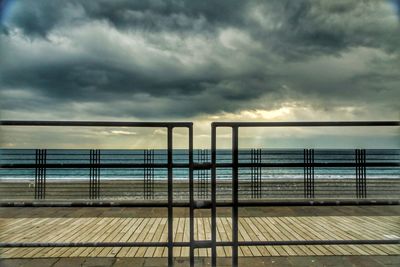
144 149 155 199
232 126 239 267
303 149 306 198
197 150 200 198
42 149 46 199
206 150 210 197
251 149 254 198
257 149 261 198
303 149 314 198
89 149 101 199
189 125 195 267
311 149 314 198
89 150 93 199
202 150 206 198
196 150 209 199
151 149 154 199
363 149 367 198
35 149 46 199
355 149 367 198
211 124 217 267
98 150 101 198
167 126 173 267
89 150 92 199
144 150 146 199
200 150 203 198
355 149 361 198
259 149 262 197
251 149 262 199
35 149 38 199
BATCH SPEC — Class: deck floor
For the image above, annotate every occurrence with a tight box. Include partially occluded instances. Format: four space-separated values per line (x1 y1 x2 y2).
0 206 399 259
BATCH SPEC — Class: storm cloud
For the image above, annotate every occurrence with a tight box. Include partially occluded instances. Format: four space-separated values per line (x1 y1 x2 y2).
0 0 399 123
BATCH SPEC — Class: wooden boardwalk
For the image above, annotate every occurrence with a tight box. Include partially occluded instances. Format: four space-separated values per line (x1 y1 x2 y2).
0 206 399 259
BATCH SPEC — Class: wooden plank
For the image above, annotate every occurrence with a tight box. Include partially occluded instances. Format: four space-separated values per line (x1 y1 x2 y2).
43 218 92 258
116 218 144 257
144 217 162 257
30 218 77 258
220 217 232 257
132 218 157 257
11 217 68 258
94 218 131 257
77 217 122 257
320 216 387 255
124 218 149 257
181 217 189 257
136 218 158 257
197 217 207 257
252 217 280 256
58 218 99 257
243 217 271 256
1 212 399 258
273 217 310 256
204 217 211 257
300 216 347 255
215 218 226 257
239 218 261 256
153 218 167 257
17 217 67 258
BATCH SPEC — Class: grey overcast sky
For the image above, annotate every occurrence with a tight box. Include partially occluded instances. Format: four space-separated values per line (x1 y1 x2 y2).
0 0 399 148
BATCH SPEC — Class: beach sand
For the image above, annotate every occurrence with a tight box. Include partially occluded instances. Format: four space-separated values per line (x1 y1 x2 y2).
0 179 398 200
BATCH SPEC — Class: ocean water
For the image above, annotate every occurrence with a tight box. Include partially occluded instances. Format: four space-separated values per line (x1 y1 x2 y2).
0 149 399 181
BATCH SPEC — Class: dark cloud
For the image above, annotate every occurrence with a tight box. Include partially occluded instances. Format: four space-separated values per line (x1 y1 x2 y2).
246 0 400 59
393 0 400 18
1 0 70 37
7 0 398 55
1 0 247 37
0 0 399 121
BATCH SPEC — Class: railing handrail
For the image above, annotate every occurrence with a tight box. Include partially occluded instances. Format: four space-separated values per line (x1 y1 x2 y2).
1 120 399 128
0 120 192 128
1 162 399 169
212 121 400 127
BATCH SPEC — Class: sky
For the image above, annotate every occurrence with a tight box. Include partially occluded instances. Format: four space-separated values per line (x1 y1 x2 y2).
0 0 399 149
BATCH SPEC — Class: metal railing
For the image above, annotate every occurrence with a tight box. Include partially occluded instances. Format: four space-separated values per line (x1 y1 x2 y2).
209 121 400 266
0 120 193 267
1 148 398 200
0 120 399 267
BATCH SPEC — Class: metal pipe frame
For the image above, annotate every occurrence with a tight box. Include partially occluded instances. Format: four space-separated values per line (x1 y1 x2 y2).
232 126 239 266
211 125 217 267
0 121 192 128
211 121 400 127
1 162 398 169
167 126 173 266
0 120 192 267
1 239 399 248
211 120 399 267
0 199 399 207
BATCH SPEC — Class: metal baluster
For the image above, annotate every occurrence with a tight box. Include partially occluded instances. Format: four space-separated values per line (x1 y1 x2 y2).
232 126 239 267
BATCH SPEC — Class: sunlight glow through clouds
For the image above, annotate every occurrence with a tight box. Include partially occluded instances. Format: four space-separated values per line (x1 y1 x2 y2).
208 107 292 121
